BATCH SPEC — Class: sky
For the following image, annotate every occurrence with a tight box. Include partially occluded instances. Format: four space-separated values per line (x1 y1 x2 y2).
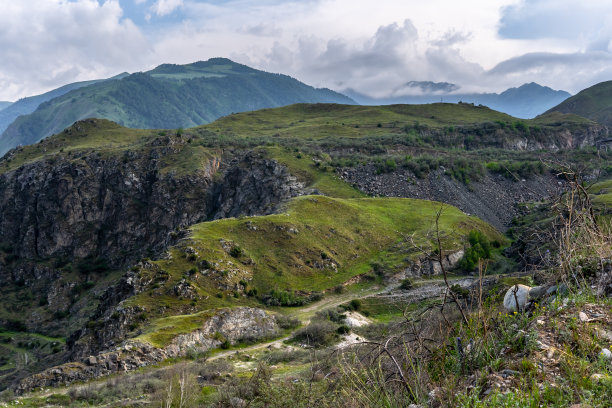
1 0 612 101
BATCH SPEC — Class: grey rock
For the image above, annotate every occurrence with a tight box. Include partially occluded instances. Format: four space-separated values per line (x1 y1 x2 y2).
528 285 550 300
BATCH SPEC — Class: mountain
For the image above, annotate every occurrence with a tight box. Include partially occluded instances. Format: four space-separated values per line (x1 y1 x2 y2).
0 102 609 395
0 101 11 111
0 58 354 156
546 80 612 127
345 82 571 119
0 74 127 136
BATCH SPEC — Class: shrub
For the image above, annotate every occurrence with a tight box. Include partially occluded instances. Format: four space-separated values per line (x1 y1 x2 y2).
261 289 306 307
399 278 414 290
77 256 110 275
315 307 346 324
276 315 300 330
460 230 492 271
349 299 362 311
229 246 243 258
292 321 338 347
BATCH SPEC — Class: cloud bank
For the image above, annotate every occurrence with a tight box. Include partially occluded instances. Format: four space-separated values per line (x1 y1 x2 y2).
0 0 611 101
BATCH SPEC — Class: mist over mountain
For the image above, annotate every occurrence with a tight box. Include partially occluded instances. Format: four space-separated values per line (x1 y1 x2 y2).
546 80 612 127
0 58 354 156
0 102 11 111
345 82 571 119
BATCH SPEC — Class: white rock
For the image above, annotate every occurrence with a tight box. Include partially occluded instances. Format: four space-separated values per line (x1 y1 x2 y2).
343 311 371 328
600 348 612 360
579 312 589 322
503 284 531 312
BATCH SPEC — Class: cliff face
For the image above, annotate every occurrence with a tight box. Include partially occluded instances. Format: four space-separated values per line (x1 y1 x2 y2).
0 149 212 266
0 134 305 389
0 146 303 267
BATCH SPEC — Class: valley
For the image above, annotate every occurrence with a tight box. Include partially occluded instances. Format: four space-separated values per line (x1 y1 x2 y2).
0 100 610 406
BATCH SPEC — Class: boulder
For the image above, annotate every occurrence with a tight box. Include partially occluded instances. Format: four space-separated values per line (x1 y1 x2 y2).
503 284 531 312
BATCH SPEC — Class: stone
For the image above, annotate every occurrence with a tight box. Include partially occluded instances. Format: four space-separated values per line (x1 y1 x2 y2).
594 327 612 342
86 356 97 366
579 312 589 322
229 397 247 408
600 348 612 360
503 284 531 312
528 285 549 300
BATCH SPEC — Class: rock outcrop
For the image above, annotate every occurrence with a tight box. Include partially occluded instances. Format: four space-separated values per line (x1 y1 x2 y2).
16 307 279 393
403 250 465 277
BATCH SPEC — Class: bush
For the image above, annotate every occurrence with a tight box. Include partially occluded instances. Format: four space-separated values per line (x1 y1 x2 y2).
399 278 414 290
261 289 305 307
315 307 346 324
460 230 492 271
276 315 300 330
229 246 243 258
77 256 110 275
292 321 338 347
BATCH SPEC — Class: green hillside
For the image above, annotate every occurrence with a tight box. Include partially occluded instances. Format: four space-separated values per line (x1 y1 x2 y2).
0 103 604 180
546 80 612 126
0 58 353 155
0 74 127 136
125 194 500 347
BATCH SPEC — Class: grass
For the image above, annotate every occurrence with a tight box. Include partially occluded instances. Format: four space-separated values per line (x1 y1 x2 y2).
264 146 365 198
591 178 612 207
125 195 501 347
135 310 216 348
203 103 592 139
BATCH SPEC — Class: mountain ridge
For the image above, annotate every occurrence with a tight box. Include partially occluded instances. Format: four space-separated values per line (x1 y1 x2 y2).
546 80 612 127
345 82 571 119
0 58 354 156
0 73 128 136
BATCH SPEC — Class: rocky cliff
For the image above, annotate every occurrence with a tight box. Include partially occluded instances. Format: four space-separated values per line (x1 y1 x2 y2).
16 307 280 393
0 122 305 389
339 165 565 231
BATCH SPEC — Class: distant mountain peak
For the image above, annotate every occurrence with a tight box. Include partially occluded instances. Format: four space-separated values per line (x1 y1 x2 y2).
346 81 571 119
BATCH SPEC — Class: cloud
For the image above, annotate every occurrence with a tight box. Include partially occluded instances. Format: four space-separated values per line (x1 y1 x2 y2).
0 0 151 100
239 23 282 37
150 0 183 17
487 51 612 93
1 0 611 101
499 0 612 49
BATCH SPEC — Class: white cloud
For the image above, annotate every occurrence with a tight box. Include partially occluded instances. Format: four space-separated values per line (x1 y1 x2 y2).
0 0 611 100
0 0 151 100
150 0 183 17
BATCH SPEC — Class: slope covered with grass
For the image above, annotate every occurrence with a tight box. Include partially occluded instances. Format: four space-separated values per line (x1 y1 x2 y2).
546 80 612 126
126 195 501 347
